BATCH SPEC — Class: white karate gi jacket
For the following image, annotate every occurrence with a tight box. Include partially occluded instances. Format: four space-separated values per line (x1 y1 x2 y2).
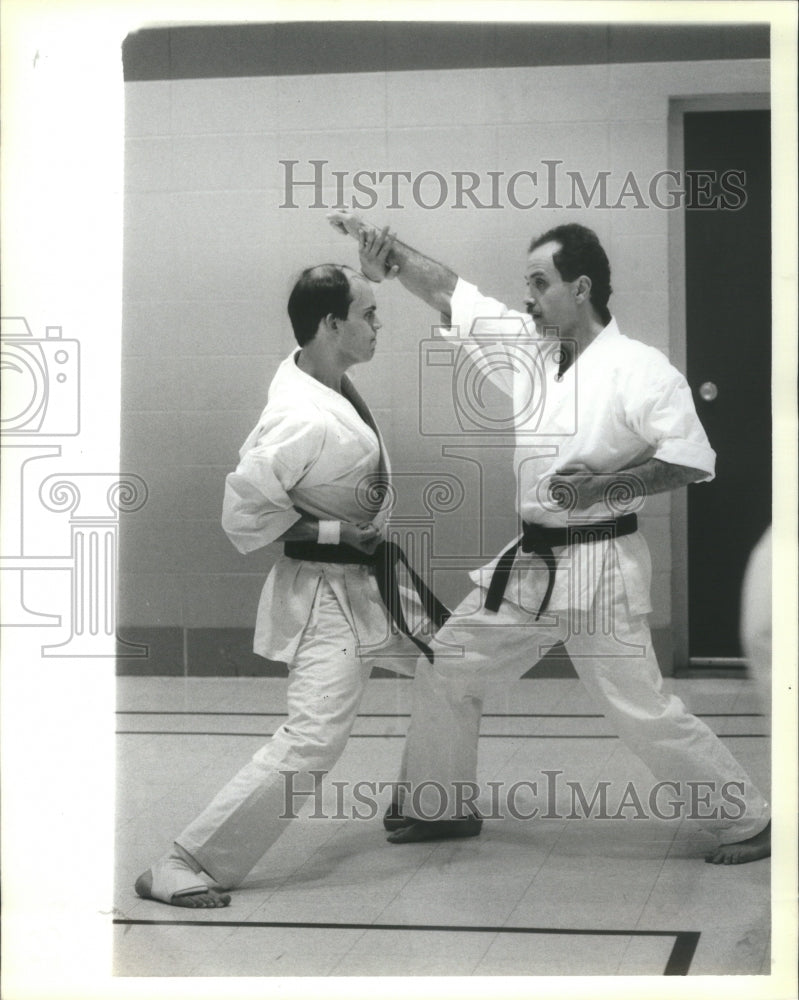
445 279 717 616
222 349 407 665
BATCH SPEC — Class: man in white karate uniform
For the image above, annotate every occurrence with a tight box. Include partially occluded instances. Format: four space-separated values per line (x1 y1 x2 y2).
135 255 448 907
329 209 770 865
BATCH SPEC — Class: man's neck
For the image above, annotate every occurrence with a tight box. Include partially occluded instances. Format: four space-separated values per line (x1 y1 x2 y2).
569 314 606 354
571 317 605 354
296 347 345 393
555 314 607 378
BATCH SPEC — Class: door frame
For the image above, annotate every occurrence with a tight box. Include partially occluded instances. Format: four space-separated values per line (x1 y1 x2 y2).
667 94 770 676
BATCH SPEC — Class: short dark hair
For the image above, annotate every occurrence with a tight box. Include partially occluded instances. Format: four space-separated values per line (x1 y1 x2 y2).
529 224 613 325
287 264 356 346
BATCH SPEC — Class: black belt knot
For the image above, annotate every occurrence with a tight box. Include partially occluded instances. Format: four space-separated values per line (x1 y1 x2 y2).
484 513 638 619
283 538 450 663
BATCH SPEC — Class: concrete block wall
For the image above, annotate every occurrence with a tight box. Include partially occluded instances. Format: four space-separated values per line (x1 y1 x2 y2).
118 23 769 675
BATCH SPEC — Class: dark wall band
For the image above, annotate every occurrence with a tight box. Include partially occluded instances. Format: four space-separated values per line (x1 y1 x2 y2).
123 22 770 82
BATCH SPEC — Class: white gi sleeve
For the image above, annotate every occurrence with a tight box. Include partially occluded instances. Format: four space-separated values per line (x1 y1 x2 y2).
221 409 326 553
622 351 716 481
442 278 537 398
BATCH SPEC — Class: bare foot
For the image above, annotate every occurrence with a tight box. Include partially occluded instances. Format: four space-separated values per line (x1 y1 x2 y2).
134 867 231 907
705 821 771 865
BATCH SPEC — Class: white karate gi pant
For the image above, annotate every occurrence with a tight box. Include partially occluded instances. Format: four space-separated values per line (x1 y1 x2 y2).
177 579 378 888
400 582 770 845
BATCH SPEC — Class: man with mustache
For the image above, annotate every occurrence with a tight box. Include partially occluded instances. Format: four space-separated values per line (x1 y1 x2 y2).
329 209 770 865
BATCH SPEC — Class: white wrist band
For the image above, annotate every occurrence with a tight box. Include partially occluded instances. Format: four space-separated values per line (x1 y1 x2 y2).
317 520 341 545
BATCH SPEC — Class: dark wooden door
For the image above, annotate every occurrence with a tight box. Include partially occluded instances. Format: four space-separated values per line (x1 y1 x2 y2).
684 109 771 661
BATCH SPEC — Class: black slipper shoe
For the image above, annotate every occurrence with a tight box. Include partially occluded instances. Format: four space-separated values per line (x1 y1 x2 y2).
383 803 410 832
386 814 482 844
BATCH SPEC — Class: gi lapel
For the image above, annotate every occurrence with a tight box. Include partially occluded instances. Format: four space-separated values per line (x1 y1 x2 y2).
341 375 391 520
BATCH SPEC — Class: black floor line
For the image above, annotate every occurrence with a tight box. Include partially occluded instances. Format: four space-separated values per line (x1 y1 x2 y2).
663 930 701 975
116 731 768 739
113 918 699 975
116 710 763 718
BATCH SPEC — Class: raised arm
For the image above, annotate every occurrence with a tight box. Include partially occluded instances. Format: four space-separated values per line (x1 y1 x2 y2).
329 209 457 316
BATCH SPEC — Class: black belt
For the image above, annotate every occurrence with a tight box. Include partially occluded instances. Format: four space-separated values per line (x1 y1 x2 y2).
284 539 450 663
484 514 638 619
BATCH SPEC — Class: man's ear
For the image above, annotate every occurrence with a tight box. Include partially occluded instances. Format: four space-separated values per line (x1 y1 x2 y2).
322 312 339 333
574 275 592 304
